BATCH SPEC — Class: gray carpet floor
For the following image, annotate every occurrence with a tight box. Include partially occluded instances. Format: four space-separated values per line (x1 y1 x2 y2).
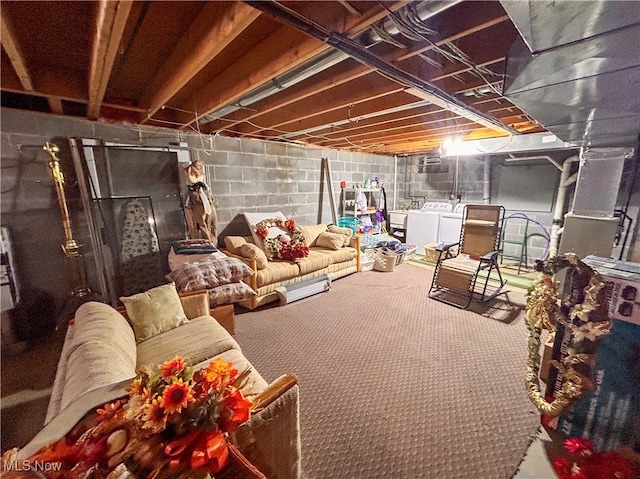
234 263 540 479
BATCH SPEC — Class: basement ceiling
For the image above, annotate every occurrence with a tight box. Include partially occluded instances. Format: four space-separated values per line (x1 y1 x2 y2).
4 0 626 156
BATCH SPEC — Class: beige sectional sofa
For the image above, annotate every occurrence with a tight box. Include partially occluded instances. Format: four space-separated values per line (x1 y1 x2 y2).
224 223 361 309
30 290 300 478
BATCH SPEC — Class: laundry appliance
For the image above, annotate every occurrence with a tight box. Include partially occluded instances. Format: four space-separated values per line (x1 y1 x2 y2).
406 201 453 249
438 203 468 244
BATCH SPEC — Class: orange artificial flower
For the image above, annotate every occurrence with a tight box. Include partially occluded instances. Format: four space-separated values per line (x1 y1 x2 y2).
128 377 144 396
142 396 167 431
96 400 122 422
205 358 237 381
217 390 253 432
162 379 196 414
160 356 186 378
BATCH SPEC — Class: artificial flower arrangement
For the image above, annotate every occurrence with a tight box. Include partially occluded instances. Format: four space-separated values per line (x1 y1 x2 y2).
254 217 309 261
552 437 635 479
18 356 253 478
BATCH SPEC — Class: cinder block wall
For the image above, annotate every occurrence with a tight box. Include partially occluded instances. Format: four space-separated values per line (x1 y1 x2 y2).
186 136 400 238
0 108 399 317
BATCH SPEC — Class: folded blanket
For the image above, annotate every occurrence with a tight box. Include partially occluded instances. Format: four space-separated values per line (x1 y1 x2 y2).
172 239 218 255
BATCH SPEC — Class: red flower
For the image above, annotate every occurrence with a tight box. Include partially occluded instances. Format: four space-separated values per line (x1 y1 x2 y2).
256 225 269 239
581 451 634 479
285 218 296 231
565 437 595 457
217 390 253 432
160 356 186 378
553 456 573 479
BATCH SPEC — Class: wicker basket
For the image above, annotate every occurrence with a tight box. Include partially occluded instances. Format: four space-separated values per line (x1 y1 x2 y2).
424 243 440 263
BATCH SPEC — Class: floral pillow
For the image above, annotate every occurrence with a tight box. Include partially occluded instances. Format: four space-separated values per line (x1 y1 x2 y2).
207 282 256 307
166 257 254 293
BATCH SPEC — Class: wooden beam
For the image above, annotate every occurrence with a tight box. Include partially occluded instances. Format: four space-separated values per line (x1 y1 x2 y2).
175 1 408 128
0 10 34 91
87 0 133 120
234 73 405 135
139 2 261 122
201 13 514 135
48 97 64 114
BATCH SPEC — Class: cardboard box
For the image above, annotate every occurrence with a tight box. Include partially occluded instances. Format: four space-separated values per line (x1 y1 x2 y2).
583 255 640 326
542 257 640 451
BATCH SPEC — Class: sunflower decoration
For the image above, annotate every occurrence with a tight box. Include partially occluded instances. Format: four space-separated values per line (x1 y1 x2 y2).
24 355 254 477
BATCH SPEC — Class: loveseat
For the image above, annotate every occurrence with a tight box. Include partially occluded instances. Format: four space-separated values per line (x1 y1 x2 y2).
224 223 361 309
23 286 301 478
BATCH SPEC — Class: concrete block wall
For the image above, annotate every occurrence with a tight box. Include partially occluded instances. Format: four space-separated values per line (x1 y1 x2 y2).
0 108 397 314
186 136 398 238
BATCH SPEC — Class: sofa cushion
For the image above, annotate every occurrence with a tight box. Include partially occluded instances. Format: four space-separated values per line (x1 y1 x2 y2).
240 243 269 270
299 224 326 247
207 282 257 307
168 257 254 291
327 225 353 246
120 282 189 343
256 261 300 288
136 315 241 369
314 245 358 264
224 236 251 255
296 249 333 275
315 231 344 250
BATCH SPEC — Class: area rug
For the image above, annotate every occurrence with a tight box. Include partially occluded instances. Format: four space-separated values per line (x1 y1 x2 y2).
408 254 535 292
235 263 540 479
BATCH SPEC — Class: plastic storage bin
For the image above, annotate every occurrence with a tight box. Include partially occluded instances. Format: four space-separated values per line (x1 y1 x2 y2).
338 216 360 234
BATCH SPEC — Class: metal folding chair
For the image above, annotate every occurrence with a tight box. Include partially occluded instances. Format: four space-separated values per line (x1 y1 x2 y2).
428 204 507 309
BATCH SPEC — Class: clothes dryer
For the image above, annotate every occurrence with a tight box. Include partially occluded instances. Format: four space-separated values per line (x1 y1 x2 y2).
438 203 467 244
406 202 453 249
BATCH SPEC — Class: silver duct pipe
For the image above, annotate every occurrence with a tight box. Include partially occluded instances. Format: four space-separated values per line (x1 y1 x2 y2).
483 156 491 204
204 1 464 125
549 154 580 257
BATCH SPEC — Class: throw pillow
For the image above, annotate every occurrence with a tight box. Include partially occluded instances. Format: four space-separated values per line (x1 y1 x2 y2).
207 282 257 307
239 243 269 270
327 225 353 247
316 231 344 250
166 257 254 292
224 236 248 256
299 224 327 247
119 282 188 343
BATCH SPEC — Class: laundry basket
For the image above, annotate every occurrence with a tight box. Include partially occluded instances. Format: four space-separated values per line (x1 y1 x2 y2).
338 216 360 234
373 248 397 272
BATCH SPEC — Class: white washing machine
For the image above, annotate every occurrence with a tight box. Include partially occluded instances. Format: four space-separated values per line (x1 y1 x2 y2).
406 202 453 248
438 203 467 244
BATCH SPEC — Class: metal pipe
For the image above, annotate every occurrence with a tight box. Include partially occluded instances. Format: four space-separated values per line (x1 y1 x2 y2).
548 154 580 257
245 0 519 136
483 156 491 204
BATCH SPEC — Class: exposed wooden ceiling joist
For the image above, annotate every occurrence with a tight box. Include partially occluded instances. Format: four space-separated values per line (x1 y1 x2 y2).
87 0 133 119
139 2 261 122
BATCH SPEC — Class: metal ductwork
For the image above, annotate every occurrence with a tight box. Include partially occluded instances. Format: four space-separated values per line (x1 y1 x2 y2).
500 1 640 148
